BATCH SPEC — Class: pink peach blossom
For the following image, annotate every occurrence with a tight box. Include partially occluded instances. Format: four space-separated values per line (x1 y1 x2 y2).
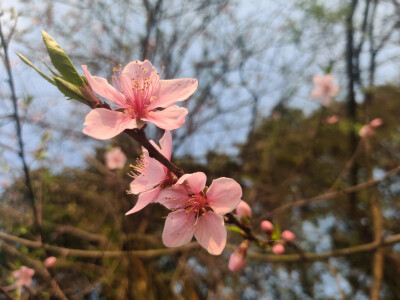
126 131 177 215
272 244 285 254
228 251 246 272
325 115 339 124
236 200 252 218
13 266 35 287
359 124 374 138
44 256 57 268
282 230 296 242
158 172 242 255
370 118 383 128
261 220 274 233
311 74 339 106
82 60 198 140
105 147 127 169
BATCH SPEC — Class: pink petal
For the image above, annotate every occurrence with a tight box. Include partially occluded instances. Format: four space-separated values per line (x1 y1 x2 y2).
194 212 226 255
125 188 160 215
142 105 188 130
148 78 198 110
162 210 195 247
130 174 149 194
159 130 172 160
81 65 125 107
146 159 167 187
176 172 207 194
83 108 137 140
157 185 188 210
207 177 242 215
122 60 156 79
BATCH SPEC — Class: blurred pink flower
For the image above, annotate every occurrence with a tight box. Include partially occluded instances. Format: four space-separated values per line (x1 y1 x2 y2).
228 251 246 272
236 200 252 218
359 124 374 138
370 118 383 128
325 115 339 124
105 147 127 169
126 131 177 215
158 172 242 255
82 60 198 140
13 266 35 287
282 230 296 242
261 220 274 234
44 257 57 268
272 244 285 255
311 74 339 106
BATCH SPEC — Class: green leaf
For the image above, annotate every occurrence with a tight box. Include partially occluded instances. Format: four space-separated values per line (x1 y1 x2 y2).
42 31 84 86
16 52 55 85
54 76 86 103
226 226 244 235
40 57 60 77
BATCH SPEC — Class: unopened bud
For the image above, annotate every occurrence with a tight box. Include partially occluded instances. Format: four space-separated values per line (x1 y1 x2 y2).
228 251 246 272
359 125 374 138
261 220 274 234
272 244 285 255
236 200 252 218
370 118 383 128
281 230 296 242
44 256 57 268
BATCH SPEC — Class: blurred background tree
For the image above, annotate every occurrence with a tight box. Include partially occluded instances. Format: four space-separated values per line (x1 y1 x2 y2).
1 0 400 299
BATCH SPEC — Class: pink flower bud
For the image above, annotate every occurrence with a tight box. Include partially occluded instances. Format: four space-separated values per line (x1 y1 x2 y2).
236 200 252 218
370 118 383 128
44 256 57 268
261 220 274 233
325 115 339 124
228 251 246 272
359 125 374 138
281 230 296 242
272 244 285 255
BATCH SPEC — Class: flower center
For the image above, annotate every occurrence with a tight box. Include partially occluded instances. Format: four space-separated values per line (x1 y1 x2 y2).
128 154 149 179
183 192 211 228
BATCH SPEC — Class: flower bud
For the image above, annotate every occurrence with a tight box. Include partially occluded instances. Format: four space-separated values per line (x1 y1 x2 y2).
228 251 246 272
370 118 383 128
44 256 57 268
359 125 374 138
281 230 296 242
236 200 252 218
272 244 285 255
260 220 274 234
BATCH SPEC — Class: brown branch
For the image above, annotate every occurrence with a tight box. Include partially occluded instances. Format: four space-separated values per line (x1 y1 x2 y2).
264 165 400 218
0 231 199 258
0 286 14 300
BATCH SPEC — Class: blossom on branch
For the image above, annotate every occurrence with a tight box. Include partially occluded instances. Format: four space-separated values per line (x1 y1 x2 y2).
311 74 339 106
82 60 198 140
236 200 252 218
158 172 242 255
13 266 35 287
105 147 127 169
126 130 177 215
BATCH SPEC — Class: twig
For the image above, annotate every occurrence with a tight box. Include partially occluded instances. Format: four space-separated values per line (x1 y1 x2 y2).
0 286 14 300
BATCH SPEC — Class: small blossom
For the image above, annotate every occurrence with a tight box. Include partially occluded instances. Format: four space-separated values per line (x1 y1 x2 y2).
272 244 285 255
13 266 35 287
158 172 242 255
236 200 252 218
126 131 177 215
370 118 383 128
311 74 339 106
105 147 127 169
44 257 57 268
359 124 374 138
261 220 274 234
228 251 246 272
281 230 296 242
325 115 339 124
82 60 198 140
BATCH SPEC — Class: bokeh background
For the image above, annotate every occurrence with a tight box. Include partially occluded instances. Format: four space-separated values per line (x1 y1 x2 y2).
1 0 400 299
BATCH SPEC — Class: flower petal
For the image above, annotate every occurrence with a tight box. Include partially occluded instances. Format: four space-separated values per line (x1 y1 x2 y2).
159 130 172 160
207 177 242 215
81 65 125 107
142 105 187 130
157 185 188 210
122 60 156 79
83 108 137 140
148 78 198 110
194 212 226 255
176 172 207 194
130 174 148 194
146 159 166 187
125 188 160 215
162 210 195 247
